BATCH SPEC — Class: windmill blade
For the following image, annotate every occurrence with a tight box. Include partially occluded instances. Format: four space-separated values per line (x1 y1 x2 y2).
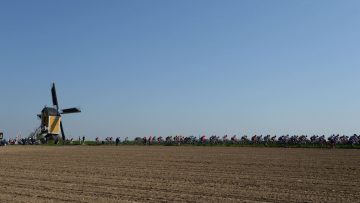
60 121 65 142
61 107 81 114
51 83 59 109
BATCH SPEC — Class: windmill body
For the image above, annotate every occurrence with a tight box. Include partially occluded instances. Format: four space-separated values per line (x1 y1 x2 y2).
40 107 62 135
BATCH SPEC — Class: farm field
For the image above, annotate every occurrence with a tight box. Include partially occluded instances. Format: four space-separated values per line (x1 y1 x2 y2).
0 146 359 202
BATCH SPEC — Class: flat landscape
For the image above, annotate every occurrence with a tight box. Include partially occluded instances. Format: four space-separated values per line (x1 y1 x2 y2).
0 146 359 202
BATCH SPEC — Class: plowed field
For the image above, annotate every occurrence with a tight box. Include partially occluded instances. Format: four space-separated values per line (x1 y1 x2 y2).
0 146 359 202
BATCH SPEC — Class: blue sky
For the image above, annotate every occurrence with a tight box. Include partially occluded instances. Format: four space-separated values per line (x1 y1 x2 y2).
1 0 360 139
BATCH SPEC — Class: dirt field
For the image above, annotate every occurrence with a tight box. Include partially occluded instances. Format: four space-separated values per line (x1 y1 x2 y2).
0 146 359 203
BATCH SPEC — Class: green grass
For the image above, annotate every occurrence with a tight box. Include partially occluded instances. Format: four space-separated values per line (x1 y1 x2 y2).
26 140 360 149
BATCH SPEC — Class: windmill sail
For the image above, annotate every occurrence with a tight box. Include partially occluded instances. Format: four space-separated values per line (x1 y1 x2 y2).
61 107 81 114
51 83 59 109
60 121 65 141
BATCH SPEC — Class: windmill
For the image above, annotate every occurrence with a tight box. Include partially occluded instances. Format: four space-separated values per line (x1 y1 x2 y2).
37 83 81 144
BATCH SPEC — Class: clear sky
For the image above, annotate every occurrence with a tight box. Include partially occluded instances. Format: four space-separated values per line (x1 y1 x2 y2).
1 0 360 139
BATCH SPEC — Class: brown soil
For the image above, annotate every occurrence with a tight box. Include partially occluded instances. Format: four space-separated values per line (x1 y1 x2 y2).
0 146 359 202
